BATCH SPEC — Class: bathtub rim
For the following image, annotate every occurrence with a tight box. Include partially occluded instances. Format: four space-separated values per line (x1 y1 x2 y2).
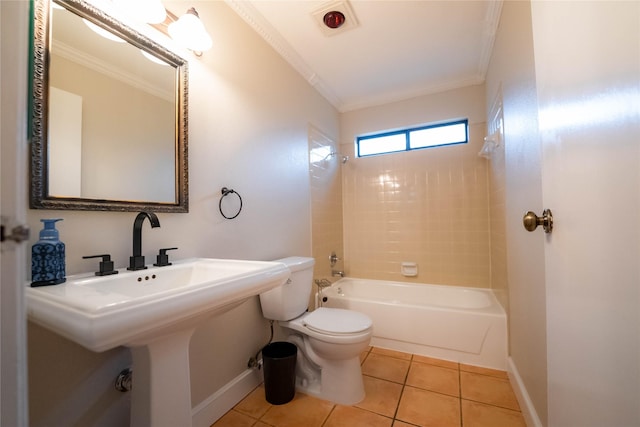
323 277 506 315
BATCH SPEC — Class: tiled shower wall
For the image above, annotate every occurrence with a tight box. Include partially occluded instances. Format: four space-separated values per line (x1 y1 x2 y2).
309 126 344 281
486 92 509 310
341 122 491 288
488 140 508 308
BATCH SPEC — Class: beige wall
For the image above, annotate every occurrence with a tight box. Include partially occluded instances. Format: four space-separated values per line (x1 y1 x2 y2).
24 1 339 425
340 85 490 287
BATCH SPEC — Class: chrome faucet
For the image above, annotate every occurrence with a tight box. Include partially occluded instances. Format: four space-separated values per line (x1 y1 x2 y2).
127 212 160 271
331 270 345 278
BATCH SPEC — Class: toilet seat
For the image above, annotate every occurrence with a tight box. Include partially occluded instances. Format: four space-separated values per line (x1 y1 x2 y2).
280 307 373 345
303 307 372 335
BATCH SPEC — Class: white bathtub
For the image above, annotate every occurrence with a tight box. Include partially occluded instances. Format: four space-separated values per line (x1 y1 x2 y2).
319 278 507 370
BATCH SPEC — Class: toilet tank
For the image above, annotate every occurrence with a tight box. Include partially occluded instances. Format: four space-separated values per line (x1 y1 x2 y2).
259 257 315 321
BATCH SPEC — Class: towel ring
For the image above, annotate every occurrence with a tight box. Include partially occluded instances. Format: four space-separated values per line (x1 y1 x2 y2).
219 187 243 219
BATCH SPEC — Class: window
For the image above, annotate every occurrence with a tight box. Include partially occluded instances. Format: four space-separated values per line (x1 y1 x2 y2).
356 119 468 157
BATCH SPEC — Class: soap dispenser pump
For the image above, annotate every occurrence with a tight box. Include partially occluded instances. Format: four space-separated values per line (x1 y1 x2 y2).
31 218 66 287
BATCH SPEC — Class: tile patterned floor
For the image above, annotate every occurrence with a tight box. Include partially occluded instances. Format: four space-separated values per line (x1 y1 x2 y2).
212 347 526 427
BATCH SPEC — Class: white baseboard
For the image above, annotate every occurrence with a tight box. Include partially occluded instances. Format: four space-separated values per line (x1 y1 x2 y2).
191 368 263 427
507 357 543 427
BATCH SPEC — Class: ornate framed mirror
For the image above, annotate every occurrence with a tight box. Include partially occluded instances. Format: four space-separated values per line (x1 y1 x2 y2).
31 0 188 212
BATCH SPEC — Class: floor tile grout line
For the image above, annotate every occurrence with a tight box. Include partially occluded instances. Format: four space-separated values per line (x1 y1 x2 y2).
401 383 464 401
458 363 464 427
351 404 396 423
460 369 511 380
460 397 522 412
391 353 419 425
393 379 408 424
392 353 414 422
319 404 337 427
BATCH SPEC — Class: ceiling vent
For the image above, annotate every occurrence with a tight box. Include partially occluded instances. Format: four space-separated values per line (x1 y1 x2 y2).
312 0 359 37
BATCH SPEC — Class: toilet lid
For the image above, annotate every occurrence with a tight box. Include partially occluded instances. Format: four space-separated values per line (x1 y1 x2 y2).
303 307 372 334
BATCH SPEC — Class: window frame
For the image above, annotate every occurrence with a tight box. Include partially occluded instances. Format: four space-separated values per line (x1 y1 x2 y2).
356 119 469 158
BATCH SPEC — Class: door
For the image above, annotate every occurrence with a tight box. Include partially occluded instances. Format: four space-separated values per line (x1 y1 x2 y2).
532 2 640 425
1 1 30 425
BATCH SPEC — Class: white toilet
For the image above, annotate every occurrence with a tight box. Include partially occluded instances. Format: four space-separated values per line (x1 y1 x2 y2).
259 257 373 405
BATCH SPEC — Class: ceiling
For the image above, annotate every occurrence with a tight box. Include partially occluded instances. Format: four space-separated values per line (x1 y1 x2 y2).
226 0 503 112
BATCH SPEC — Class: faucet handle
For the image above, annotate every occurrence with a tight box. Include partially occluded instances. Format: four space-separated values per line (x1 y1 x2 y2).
154 247 178 267
83 254 118 276
329 251 341 267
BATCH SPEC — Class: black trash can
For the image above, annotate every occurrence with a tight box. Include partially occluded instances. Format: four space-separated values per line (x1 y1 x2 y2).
261 341 297 405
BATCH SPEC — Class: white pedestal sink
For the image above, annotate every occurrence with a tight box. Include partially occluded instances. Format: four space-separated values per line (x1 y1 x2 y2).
26 258 290 427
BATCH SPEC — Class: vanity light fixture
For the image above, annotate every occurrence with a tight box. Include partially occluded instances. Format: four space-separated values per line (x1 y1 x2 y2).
110 1 214 55
167 8 213 54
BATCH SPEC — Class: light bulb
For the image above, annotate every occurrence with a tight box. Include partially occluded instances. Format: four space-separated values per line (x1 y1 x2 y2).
168 8 212 52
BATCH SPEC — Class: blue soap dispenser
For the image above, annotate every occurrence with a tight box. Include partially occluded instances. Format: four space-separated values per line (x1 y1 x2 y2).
31 218 66 287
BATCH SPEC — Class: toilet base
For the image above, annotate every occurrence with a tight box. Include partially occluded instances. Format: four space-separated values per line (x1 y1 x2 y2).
287 335 366 405
298 356 365 405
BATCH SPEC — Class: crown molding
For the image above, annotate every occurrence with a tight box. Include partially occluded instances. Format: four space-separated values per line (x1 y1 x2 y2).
477 0 504 80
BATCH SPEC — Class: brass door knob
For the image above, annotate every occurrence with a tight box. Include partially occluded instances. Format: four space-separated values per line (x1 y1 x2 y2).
523 209 553 233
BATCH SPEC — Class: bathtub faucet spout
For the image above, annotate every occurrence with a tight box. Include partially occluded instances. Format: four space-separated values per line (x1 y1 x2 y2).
331 270 344 278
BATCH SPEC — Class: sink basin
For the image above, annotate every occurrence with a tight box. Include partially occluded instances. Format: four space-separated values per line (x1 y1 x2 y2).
26 258 290 427
26 258 289 351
